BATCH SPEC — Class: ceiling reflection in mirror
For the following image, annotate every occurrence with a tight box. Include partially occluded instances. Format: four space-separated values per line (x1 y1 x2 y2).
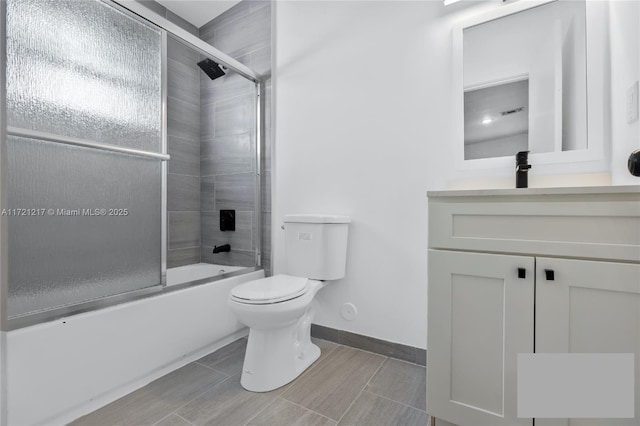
463 1 587 160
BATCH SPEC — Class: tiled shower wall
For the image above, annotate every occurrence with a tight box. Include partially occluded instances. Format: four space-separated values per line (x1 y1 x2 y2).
135 1 203 268
166 35 202 268
134 0 271 273
199 1 272 275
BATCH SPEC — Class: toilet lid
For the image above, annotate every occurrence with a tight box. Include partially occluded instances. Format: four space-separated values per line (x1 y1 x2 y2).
231 274 309 304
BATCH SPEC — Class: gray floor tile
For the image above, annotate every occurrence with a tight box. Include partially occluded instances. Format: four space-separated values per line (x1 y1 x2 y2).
197 338 247 376
176 375 278 426
153 413 193 426
282 346 385 421
248 398 337 426
266 338 340 395
366 358 427 411
337 391 430 426
311 337 339 360
71 363 228 426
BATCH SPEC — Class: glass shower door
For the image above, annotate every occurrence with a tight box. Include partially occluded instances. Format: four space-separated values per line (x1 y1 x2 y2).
4 0 165 319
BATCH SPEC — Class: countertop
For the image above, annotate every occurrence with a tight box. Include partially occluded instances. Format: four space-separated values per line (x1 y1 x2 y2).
427 185 640 198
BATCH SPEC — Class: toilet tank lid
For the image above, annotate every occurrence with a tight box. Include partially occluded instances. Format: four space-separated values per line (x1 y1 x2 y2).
284 214 351 224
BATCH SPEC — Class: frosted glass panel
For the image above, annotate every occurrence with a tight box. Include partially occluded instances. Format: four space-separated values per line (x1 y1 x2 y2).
6 137 162 318
5 0 162 152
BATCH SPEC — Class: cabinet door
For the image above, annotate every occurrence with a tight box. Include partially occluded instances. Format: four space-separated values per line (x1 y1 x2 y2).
536 258 640 426
428 250 534 426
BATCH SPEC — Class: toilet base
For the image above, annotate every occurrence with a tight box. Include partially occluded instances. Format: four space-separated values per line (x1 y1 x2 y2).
240 318 320 392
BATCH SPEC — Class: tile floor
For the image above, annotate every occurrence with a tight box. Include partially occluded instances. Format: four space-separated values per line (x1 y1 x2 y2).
72 338 429 426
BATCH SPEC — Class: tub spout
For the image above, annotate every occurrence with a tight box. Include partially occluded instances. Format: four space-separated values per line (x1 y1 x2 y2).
213 244 231 254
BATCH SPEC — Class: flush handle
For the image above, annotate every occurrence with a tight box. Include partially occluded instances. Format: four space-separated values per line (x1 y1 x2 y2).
517 268 526 279
545 269 555 281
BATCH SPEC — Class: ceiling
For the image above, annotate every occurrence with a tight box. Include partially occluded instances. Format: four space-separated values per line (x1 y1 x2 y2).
155 0 242 28
464 79 529 145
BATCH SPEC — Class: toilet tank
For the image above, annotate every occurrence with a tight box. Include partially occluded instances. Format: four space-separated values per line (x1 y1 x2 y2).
283 214 350 280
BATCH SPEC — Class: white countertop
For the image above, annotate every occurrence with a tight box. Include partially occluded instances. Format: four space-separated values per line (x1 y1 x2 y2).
427 185 640 198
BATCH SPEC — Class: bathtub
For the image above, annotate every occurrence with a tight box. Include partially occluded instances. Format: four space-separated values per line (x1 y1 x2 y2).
167 262 247 286
5 263 263 426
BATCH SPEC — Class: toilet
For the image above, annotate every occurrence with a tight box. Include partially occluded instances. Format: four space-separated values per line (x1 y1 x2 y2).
228 214 350 392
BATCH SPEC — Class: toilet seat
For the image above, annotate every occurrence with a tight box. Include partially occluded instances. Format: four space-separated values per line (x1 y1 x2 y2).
230 274 309 305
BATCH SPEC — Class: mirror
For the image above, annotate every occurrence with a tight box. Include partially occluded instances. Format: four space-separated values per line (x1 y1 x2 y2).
462 0 587 161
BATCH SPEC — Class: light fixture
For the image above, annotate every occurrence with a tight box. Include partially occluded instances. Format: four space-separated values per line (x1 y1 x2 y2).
444 0 461 5
481 117 493 125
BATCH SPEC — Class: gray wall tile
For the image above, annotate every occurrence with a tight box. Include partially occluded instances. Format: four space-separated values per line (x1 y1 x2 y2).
201 246 255 267
169 211 201 250
168 61 199 104
206 94 256 139
215 173 256 211
168 247 200 268
168 174 200 211
198 1 253 39
168 137 199 176
198 0 270 272
200 68 254 106
168 97 200 144
202 211 253 251
262 171 271 212
201 176 215 212
209 5 270 58
167 36 199 65
201 133 254 177
250 46 271 77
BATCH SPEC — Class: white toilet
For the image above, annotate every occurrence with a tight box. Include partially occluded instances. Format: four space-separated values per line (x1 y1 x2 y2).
228 214 350 392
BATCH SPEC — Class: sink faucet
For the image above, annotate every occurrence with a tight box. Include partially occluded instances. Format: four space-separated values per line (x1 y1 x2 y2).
213 244 231 254
515 151 531 188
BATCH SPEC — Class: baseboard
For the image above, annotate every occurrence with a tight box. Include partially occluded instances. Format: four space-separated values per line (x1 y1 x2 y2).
311 324 426 366
53 328 249 426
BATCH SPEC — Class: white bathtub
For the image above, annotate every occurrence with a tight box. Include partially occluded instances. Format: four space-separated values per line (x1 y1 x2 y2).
5 264 263 426
167 263 246 286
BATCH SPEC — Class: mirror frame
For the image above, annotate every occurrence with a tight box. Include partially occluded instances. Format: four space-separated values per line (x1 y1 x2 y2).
452 0 610 177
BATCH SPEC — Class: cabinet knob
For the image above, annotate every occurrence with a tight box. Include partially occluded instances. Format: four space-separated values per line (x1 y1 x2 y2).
545 269 555 281
517 268 526 279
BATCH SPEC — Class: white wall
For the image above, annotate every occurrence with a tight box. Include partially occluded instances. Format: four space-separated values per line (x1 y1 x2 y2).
273 1 453 349
609 0 640 185
273 0 639 349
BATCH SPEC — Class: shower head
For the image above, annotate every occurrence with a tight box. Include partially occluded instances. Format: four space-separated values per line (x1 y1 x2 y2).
197 58 225 81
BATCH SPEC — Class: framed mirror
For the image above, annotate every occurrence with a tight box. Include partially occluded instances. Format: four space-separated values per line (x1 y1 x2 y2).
453 0 610 176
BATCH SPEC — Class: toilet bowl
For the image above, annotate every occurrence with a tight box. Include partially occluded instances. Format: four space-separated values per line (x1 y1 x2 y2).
228 275 327 392
228 214 350 392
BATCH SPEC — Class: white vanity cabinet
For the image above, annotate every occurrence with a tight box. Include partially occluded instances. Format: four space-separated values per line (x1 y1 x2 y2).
427 186 640 426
